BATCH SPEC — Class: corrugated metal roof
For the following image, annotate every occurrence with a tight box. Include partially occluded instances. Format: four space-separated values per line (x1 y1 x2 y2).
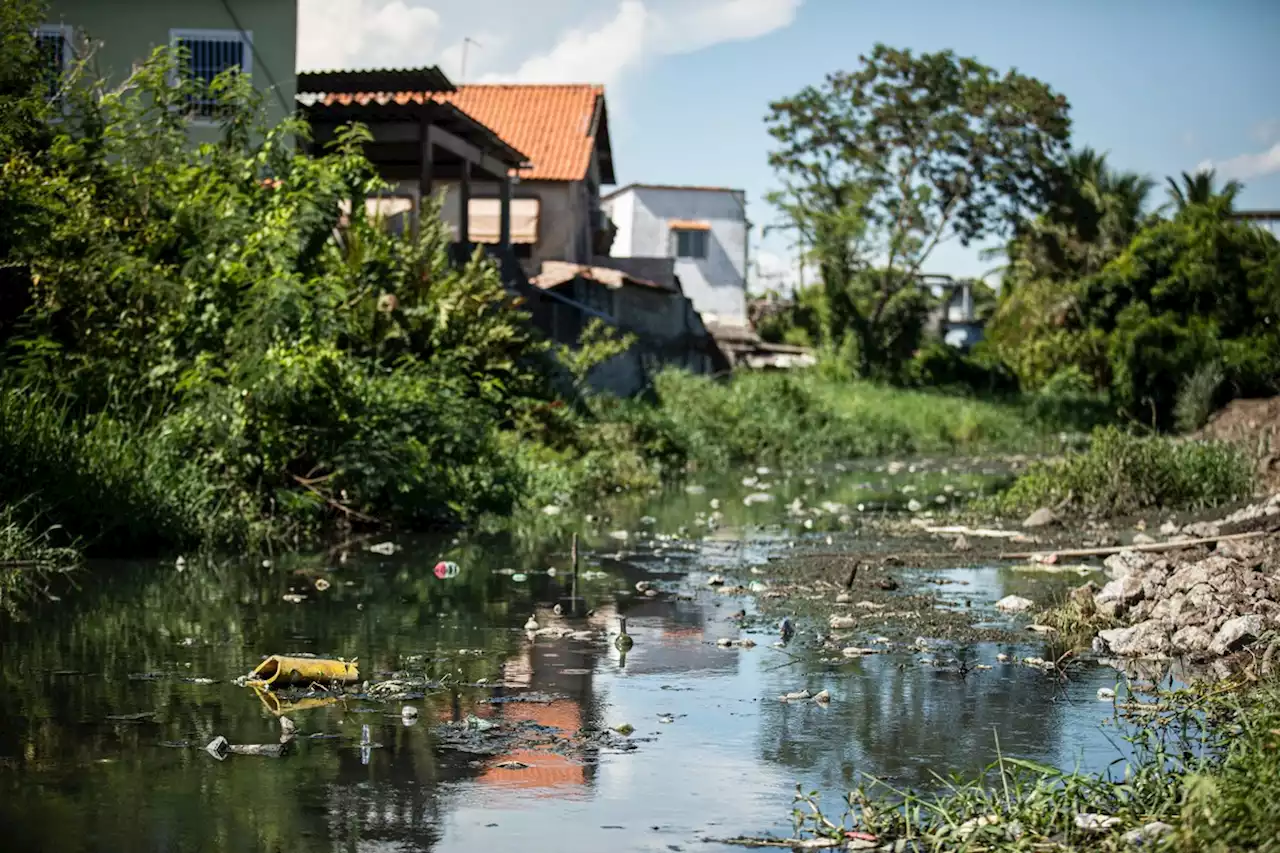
534 260 673 292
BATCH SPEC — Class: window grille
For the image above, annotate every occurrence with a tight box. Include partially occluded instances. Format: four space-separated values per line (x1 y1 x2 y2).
170 29 253 120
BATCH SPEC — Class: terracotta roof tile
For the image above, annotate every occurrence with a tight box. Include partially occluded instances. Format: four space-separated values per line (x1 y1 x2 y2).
433 84 607 182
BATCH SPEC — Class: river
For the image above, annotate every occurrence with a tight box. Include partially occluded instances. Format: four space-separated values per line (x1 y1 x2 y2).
0 458 1140 852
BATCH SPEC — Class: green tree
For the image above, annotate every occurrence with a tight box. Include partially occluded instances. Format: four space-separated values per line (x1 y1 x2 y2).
1165 168 1242 213
764 44 1071 377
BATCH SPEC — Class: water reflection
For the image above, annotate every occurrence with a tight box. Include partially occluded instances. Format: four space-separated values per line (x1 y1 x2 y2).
0 463 1130 853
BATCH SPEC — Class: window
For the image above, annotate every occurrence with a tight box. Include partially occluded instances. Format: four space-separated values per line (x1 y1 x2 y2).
35 25 73 101
170 28 253 120
670 219 710 259
466 197 540 244
672 228 708 259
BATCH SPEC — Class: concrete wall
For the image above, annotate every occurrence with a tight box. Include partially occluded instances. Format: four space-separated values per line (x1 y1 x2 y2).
42 0 297 135
435 179 591 275
602 187 748 321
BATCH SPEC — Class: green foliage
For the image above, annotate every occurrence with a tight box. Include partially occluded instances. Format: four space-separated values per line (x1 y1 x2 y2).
764 44 1070 378
649 370 1059 467
905 343 1020 398
786 679 1280 852
995 427 1254 516
0 42 557 549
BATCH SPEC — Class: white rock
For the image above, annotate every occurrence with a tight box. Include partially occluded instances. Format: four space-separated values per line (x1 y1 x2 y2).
995 594 1035 613
835 592 852 604
1022 507 1059 528
1097 687 1115 701
1209 614 1264 656
829 614 857 629
1074 813 1121 832
907 499 923 512
1122 821 1173 846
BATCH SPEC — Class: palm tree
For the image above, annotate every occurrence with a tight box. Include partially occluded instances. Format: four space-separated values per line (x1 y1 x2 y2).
991 147 1155 289
1165 168 1242 212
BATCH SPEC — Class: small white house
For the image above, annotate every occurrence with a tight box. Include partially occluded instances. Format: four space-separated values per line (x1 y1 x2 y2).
601 184 749 321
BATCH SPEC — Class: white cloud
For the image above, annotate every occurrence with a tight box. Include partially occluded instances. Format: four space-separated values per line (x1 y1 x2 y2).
297 0 443 71
1251 118 1280 146
298 1 803 91
1198 143 1280 181
494 1 649 86
496 0 801 87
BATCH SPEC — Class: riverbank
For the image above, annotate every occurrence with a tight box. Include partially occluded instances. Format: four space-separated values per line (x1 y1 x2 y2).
1 371 1087 563
746 676 1280 852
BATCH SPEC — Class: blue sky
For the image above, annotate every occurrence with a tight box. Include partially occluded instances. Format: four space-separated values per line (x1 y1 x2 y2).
301 0 1280 291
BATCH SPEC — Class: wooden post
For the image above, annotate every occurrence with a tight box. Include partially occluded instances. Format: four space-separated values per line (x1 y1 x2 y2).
419 120 435 199
458 160 472 252
499 173 512 250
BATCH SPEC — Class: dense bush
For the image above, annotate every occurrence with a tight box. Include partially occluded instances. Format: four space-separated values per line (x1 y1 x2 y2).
995 427 1254 516
905 343 1020 397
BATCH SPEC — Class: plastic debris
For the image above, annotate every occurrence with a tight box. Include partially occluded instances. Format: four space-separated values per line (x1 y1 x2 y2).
245 655 359 688
434 561 460 579
369 541 398 556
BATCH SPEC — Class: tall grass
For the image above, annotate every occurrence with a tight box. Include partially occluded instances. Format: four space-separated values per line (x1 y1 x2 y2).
0 387 247 555
647 370 1061 469
780 678 1280 852
994 426 1255 516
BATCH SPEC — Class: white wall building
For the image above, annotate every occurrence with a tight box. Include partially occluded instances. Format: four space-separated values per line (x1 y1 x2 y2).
601 184 749 321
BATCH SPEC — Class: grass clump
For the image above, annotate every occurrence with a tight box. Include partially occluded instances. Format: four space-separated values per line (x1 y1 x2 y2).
649 370 1060 469
779 678 1280 852
1 503 79 617
994 426 1254 516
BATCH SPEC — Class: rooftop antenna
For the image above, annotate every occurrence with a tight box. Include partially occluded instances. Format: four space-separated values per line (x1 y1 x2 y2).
460 37 482 83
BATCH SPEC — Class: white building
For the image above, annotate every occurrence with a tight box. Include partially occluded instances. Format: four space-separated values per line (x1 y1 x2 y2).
600 184 749 321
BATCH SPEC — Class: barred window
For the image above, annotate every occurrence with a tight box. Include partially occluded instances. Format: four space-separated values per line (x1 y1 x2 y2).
170 29 253 119
35 25 73 101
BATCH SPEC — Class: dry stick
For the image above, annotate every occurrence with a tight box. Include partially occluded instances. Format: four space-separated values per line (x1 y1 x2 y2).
289 473 379 525
999 529 1269 561
571 532 580 614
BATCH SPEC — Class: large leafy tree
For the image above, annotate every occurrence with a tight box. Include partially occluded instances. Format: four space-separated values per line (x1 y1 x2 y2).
764 44 1071 376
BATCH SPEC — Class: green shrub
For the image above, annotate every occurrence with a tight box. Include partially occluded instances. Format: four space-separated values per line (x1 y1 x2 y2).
905 342 1021 397
1174 361 1225 434
995 426 1254 516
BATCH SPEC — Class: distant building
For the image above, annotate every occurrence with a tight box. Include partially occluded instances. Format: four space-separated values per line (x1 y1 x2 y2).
433 84 617 277
601 184 750 322
37 0 297 137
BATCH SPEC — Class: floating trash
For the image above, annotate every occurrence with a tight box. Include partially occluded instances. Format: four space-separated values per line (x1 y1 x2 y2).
434 561 460 579
245 655 359 688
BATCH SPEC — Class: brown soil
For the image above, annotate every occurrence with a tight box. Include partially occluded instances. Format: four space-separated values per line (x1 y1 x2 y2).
1199 396 1280 488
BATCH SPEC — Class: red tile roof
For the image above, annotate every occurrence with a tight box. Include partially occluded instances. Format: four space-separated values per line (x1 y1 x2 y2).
434 84 609 183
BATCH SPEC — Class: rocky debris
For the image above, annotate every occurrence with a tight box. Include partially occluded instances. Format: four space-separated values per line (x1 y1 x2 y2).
1022 507 1059 528
1209 614 1265 656
828 614 857 629
995 594 1034 613
1082 517 1279 662
1097 622 1171 657
1103 549 1149 579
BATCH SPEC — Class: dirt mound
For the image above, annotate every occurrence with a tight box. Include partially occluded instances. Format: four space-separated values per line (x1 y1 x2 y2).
1199 397 1280 488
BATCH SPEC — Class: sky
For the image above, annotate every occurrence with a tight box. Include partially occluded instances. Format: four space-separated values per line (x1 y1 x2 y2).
297 0 1280 295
